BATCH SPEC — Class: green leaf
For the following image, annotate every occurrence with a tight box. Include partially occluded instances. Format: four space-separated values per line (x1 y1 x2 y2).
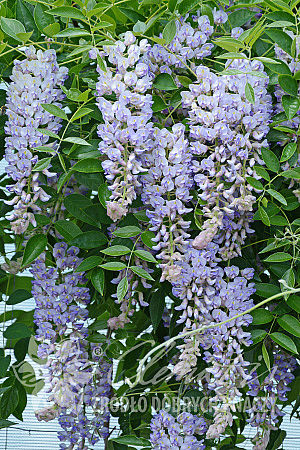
258 206 270 226
278 315 300 338
112 436 151 447
71 108 93 122
32 157 52 172
141 230 155 248
70 231 107 249
267 189 287 206
37 128 60 140
281 141 297 162
34 4 53 33
270 332 298 353
262 342 271 371
255 283 280 298
55 28 90 38
101 246 131 257
100 262 126 271
152 95 167 113
153 73 177 91
7 289 31 305
0 387 19 419
0 356 11 378
178 0 201 15
229 9 256 27
64 194 97 226
168 0 178 12
245 82 255 104
71 158 102 173
130 266 154 281
16 0 39 41
117 277 128 302
251 329 267 345
265 29 293 55
22 234 47 267
278 74 298 96
251 309 273 325
254 165 270 181
246 176 263 190
54 220 81 241
113 226 141 238
162 20 176 44
264 252 292 263
0 419 16 429
150 288 166 331
41 104 67 121
261 147 280 172
43 23 60 37
287 295 300 313
75 256 103 272
281 167 300 179
134 250 157 263
282 95 300 120
98 184 111 207
3 323 32 340
47 6 86 21
0 18 25 41
91 268 105 296
64 137 91 146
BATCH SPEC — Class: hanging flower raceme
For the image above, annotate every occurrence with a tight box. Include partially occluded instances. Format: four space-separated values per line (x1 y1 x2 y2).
145 12 216 79
96 31 154 221
247 350 298 450
4 46 68 234
150 410 207 450
141 124 194 282
32 242 112 449
170 244 255 437
181 60 271 259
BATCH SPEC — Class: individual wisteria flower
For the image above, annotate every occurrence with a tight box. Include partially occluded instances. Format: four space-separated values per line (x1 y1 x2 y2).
145 13 214 78
32 242 111 449
150 410 207 449
247 350 298 450
170 243 255 437
181 60 271 258
141 124 193 282
96 32 154 221
4 46 68 234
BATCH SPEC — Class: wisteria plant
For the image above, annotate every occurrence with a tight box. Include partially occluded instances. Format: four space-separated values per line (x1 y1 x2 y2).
0 1 299 450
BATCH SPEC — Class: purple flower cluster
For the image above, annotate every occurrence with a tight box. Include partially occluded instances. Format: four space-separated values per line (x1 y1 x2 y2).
4 46 68 234
181 60 271 258
171 244 255 437
145 14 215 78
32 242 111 448
247 350 298 449
96 32 153 221
150 410 207 449
141 124 193 282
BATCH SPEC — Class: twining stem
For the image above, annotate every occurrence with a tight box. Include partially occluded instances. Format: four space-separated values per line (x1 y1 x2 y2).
126 287 300 388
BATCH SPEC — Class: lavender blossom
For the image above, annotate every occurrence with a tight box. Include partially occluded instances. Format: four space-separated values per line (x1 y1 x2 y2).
141 124 193 282
32 242 111 448
181 60 271 258
170 243 255 437
96 32 154 220
4 46 68 234
247 350 298 450
150 410 207 449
